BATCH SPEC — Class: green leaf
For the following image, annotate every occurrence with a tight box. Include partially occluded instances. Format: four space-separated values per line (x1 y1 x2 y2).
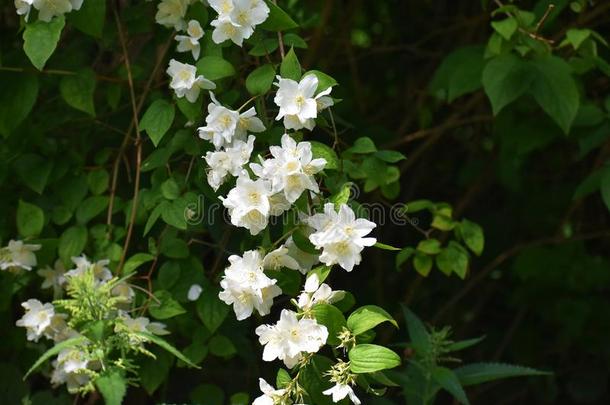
565 28 591 50
482 53 532 115
413 252 433 276
528 55 580 133
374 150 406 163
14 154 53 194
23 16 65 70
69 0 106 38
280 47 301 81
246 64 276 95
432 367 470 405
448 336 486 352
133 331 200 368
330 183 353 207
58 226 88 263
417 239 441 255
436 242 469 279
374 242 401 251
312 304 346 345
347 305 398 335
310 141 339 170
284 33 308 49
491 17 518 40
196 56 236 81
404 200 434 213
0 72 38 137
248 38 279 56
141 99 175 147
349 344 401 374
292 228 319 255
149 290 186 319
95 370 127 405
309 265 332 284
24 336 87 378
401 305 431 355
209 335 237 358
454 362 550 386
60 69 96 116
276 368 291 388
87 169 109 195
160 200 188 230
429 46 485 102
396 247 415 270
347 137 377 154
17 200 44 238
196 287 229 334
123 253 154 274
304 70 337 92
259 1 298 31
458 219 484 256
76 196 108 224
139 350 172 395
161 178 181 200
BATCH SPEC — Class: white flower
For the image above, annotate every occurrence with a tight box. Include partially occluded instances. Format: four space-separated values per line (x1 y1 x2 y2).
15 299 55 342
323 383 361 405
50 358 90 392
0 240 41 271
120 313 170 338
306 203 376 272
263 246 301 271
14 0 34 20
204 135 255 190
285 236 320 274
175 20 204 60
37 259 67 294
284 86 334 131
155 0 190 31
250 134 326 203
274 75 322 128
187 284 203 301
32 0 72 22
209 0 269 46
65 255 113 285
221 174 273 235
253 378 286 405
167 59 216 103
111 281 136 304
297 273 345 311
198 93 264 149
218 250 282 320
255 309 328 368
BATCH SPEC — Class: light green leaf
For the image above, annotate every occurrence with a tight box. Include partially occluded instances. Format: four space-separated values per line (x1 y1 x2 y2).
310 141 339 170
347 305 398 335
133 331 200 368
413 252 433 276
280 47 301 81
304 70 337 92
312 304 346 345
349 344 401 374
123 253 154 274
58 226 88 264
566 28 591 50
141 99 175 147
374 150 406 163
161 178 181 200
432 367 470 405
374 242 401 251
0 72 38 137
417 239 441 255
69 0 106 38
482 53 532 115
246 64 276 95
491 17 518 40
24 336 87 378
60 69 96 116
23 16 65 70
17 200 44 238
436 242 469 279
259 1 298 31
459 219 484 256
196 56 236 81
95 371 127 405
149 290 186 319
347 137 377 154
454 362 551 386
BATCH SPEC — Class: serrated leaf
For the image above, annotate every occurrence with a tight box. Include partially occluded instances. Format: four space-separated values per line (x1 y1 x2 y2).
401 305 431 355
95 371 127 405
349 344 401 373
432 367 470 405
23 16 65 70
454 362 551 386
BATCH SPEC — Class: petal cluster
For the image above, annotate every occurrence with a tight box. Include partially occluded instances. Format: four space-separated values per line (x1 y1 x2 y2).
209 0 270 46
274 74 334 130
167 59 216 103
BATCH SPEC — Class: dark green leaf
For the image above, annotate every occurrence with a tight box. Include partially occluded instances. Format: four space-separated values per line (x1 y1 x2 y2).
259 1 298 31
454 362 551 386
23 16 65 70
17 200 44 238
69 0 106 38
246 64 276 95
141 99 175 147
280 47 301 81
196 56 236 81
59 69 96 116
432 367 470 405
0 73 38 137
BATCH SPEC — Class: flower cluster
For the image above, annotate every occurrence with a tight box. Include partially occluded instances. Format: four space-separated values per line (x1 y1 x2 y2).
167 59 216 103
275 74 335 130
15 255 167 393
15 0 83 23
209 0 270 46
